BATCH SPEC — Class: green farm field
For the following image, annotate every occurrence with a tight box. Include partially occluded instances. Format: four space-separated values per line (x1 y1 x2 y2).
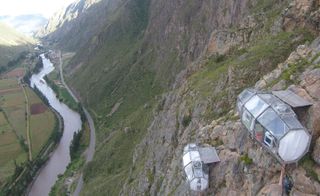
0 74 56 185
0 111 26 184
0 78 19 90
2 92 26 139
27 87 56 157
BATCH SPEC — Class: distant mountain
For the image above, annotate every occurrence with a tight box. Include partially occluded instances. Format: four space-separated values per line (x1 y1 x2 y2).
37 0 121 51
0 22 33 66
0 22 34 46
0 14 47 36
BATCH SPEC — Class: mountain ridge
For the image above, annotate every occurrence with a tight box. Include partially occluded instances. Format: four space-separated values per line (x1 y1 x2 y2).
0 22 34 66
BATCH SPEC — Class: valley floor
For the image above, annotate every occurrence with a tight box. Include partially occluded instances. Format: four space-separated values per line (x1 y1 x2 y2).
0 66 56 187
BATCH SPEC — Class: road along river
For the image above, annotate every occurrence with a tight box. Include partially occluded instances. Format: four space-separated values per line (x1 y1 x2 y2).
28 54 82 196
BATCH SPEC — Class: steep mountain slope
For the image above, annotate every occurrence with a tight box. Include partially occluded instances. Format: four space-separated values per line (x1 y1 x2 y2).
0 22 34 66
41 0 320 195
38 0 124 51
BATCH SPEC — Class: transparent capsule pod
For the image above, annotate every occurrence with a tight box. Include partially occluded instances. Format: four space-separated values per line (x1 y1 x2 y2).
182 144 220 191
237 89 312 164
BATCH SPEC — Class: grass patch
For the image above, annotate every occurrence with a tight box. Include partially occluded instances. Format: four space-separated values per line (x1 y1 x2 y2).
282 59 309 82
82 100 157 195
211 138 224 147
240 154 253 165
44 76 79 111
182 114 192 127
267 57 311 88
30 111 56 156
25 87 56 157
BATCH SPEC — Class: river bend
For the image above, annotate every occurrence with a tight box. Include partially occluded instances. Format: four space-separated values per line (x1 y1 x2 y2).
28 54 82 196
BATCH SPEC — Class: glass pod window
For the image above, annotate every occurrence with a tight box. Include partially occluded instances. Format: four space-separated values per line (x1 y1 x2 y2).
264 131 274 148
239 89 255 103
242 109 254 131
237 99 244 114
254 122 265 143
244 95 269 118
258 108 289 139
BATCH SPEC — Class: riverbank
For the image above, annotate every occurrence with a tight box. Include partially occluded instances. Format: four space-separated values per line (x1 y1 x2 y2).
2 85 63 196
44 50 96 196
49 121 90 195
25 106 63 196
27 53 82 196
0 52 63 196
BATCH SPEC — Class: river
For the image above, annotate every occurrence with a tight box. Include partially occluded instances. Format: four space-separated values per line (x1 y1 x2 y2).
28 54 82 196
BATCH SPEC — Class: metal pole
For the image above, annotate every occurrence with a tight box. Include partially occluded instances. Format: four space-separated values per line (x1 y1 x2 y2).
279 165 286 196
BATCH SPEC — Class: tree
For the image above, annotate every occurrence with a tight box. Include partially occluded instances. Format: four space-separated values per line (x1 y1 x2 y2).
69 130 83 160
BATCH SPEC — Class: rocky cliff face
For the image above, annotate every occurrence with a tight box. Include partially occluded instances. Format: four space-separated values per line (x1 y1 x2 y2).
124 37 320 196
118 0 320 195
42 0 320 195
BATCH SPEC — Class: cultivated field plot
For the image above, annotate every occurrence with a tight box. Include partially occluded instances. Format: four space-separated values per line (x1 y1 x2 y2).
30 111 55 156
2 92 26 139
30 103 47 115
0 111 26 183
0 79 19 90
0 78 56 183
5 67 25 78
0 79 27 185
26 88 56 157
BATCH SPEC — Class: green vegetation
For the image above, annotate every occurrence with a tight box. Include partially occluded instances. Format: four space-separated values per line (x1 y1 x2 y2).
189 30 315 121
182 114 192 127
70 129 83 160
44 76 78 111
240 154 253 165
210 138 224 147
51 0 318 194
50 157 85 196
60 2 166 193
30 112 57 155
49 122 90 196
32 56 44 74
0 53 60 195
0 52 27 74
2 114 60 195
0 111 26 181
82 100 157 195
282 59 309 82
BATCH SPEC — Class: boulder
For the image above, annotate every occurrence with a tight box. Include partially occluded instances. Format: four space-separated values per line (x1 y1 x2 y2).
255 79 267 90
312 137 320 165
301 69 320 99
271 80 286 91
291 190 317 196
288 85 314 103
310 102 320 138
291 168 320 194
259 184 283 196
124 127 131 134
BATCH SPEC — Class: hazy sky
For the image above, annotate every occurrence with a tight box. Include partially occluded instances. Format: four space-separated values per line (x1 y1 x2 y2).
0 0 75 18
